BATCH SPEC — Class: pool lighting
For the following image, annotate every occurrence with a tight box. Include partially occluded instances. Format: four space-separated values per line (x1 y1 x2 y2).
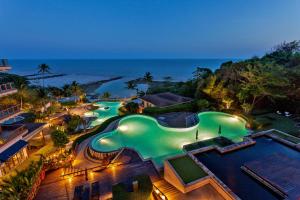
100 138 109 144
230 115 239 122
119 125 128 132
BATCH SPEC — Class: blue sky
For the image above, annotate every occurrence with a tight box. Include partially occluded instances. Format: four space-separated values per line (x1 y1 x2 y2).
0 0 299 59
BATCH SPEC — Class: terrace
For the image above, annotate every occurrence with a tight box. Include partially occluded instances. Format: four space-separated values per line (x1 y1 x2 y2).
0 105 21 122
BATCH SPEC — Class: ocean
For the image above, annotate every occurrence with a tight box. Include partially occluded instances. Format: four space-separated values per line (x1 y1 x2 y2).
9 59 234 97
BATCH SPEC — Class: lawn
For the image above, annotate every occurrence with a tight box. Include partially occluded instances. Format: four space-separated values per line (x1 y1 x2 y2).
184 137 233 151
168 155 207 184
254 113 299 137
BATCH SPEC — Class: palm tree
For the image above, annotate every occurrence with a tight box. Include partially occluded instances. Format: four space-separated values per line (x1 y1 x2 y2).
126 81 137 90
144 72 153 82
17 84 28 110
102 92 111 99
38 63 51 88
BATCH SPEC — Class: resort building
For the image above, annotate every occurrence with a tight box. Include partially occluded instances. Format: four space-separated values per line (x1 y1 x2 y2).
139 92 192 108
0 61 46 177
0 59 11 72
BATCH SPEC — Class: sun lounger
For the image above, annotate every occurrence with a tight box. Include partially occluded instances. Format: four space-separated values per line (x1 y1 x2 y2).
82 185 90 200
73 185 83 200
91 181 100 200
276 111 282 115
285 112 291 117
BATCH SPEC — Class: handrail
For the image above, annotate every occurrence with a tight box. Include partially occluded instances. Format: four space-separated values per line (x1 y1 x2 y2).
0 104 21 120
0 82 15 93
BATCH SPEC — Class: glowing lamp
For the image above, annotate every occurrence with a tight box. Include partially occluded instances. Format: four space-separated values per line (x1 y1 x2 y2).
119 125 128 132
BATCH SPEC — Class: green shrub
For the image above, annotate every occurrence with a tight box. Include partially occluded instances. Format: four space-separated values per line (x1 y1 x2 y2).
67 115 82 133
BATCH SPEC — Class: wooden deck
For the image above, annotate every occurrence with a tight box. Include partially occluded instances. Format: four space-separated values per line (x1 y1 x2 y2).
153 179 226 200
35 159 159 199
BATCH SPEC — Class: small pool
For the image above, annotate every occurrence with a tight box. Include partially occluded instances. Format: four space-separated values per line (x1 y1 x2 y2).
90 112 248 166
84 101 121 127
1 116 24 125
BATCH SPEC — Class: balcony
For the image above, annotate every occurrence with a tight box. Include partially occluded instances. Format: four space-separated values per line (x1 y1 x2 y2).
0 66 11 72
0 82 17 97
0 105 21 122
0 124 28 148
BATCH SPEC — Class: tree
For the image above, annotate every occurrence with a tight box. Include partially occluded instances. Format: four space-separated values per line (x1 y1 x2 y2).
0 160 42 200
222 97 234 109
193 67 213 80
16 84 29 110
126 81 137 89
67 115 82 133
201 75 229 105
62 84 72 97
37 63 51 88
125 102 139 113
237 63 289 112
144 72 153 82
70 81 84 101
51 129 69 148
102 92 111 99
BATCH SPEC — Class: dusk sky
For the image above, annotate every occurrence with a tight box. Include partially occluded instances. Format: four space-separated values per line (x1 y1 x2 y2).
0 0 299 59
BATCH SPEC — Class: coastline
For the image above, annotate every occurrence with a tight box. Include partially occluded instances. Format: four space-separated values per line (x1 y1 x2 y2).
80 76 123 94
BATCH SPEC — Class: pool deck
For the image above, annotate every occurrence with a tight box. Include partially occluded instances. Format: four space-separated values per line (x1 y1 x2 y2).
36 149 160 200
155 112 199 128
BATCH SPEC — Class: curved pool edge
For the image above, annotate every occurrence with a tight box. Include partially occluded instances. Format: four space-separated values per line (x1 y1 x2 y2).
89 114 200 154
87 111 249 164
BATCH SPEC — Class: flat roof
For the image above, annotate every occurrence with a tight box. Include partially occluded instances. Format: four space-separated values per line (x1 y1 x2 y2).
0 140 27 162
140 92 192 107
168 155 207 184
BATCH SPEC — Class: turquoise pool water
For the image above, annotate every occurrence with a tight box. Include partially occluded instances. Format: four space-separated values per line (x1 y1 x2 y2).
84 101 121 127
91 112 248 166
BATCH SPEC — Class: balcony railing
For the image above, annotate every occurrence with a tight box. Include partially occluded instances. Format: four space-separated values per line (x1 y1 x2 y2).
0 66 11 72
0 105 21 121
0 124 27 145
0 82 17 95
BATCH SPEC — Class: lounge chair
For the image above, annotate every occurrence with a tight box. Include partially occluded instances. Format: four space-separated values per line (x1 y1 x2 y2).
91 182 100 200
276 111 282 115
285 112 292 117
73 185 83 200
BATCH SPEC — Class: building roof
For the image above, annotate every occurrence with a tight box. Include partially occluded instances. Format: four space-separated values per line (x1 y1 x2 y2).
0 140 27 162
140 92 192 107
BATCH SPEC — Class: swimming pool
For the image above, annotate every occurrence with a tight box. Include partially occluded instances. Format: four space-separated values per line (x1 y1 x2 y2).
90 112 248 166
84 101 121 127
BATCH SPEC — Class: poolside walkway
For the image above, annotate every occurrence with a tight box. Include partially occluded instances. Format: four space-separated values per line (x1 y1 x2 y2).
155 112 199 128
72 118 120 169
